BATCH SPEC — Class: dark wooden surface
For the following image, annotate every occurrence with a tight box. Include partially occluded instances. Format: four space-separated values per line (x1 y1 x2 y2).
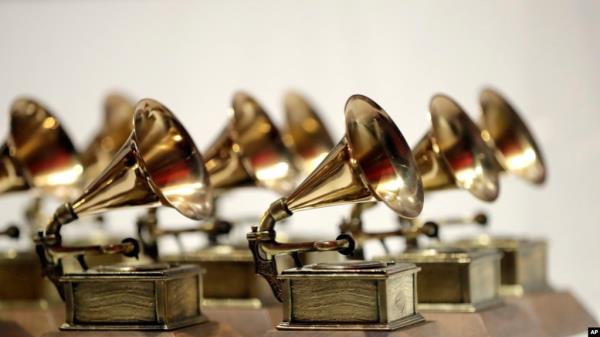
41 321 242 337
204 306 276 337
507 289 598 337
0 304 62 337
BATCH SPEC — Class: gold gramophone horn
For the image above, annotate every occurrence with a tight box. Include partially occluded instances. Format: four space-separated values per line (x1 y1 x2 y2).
248 94 424 301
0 143 29 195
413 94 500 201
42 98 213 244
3 98 82 199
80 93 135 185
203 92 298 194
282 92 334 174
479 88 546 184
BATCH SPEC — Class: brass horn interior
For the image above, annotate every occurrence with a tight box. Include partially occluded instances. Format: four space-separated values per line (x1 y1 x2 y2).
7 98 82 199
413 94 500 202
479 88 546 185
68 98 213 221
80 93 135 185
203 92 297 195
282 92 334 175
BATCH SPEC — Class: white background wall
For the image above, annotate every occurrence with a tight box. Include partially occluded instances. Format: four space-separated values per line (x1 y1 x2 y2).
0 0 598 319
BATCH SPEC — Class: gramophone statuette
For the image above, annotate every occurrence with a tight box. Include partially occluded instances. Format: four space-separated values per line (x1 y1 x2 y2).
248 94 426 330
35 98 214 330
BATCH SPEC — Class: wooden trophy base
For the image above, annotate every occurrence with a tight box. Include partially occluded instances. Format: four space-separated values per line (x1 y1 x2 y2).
506 289 597 337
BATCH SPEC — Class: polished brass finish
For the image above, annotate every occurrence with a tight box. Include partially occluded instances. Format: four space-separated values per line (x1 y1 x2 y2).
36 99 212 329
382 247 502 312
414 94 500 201
59 263 205 330
0 143 29 195
277 261 423 330
479 88 546 184
204 92 297 194
80 94 135 185
452 236 548 297
248 95 425 330
6 98 83 199
282 92 334 175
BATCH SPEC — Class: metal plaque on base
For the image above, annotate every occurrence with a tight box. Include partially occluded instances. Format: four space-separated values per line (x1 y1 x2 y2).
452 236 548 297
277 261 423 331
59 263 205 330
383 247 502 312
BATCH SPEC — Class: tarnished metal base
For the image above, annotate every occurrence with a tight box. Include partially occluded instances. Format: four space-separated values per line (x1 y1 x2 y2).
163 245 273 307
452 235 548 297
276 313 425 331
277 261 424 331
381 247 502 312
59 263 205 330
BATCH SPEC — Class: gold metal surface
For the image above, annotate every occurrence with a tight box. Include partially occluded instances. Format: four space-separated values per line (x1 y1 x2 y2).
277 261 423 330
1 98 82 198
59 263 205 330
382 247 502 312
282 92 334 175
414 94 500 201
204 92 297 194
247 93 424 327
80 93 135 186
452 235 549 297
479 88 546 184
35 98 213 306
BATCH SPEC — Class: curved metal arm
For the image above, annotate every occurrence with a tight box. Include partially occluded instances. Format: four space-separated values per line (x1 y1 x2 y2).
136 208 233 261
247 198 355 302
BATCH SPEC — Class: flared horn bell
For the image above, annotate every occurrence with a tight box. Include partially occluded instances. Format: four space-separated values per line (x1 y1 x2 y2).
284 94 424 219
80 93 135 185
479 88 546 184
0 144 30 195
203 92 298 194
7 98 83 199
282 92 335 174
69 99 212 220
413 94 500 202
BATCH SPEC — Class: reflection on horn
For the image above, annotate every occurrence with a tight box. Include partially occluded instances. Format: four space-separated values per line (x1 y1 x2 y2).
203 92 298 195
479 88 546 185
413 94 500 202
282 92 334 175
6 98 83 199
0 143 29 195
36 98 213 297
80 93 135 186
248 94 424 301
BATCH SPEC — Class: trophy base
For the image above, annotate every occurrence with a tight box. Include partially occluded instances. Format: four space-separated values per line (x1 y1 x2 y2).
276 313 425 331
507 289 597 337
59 263 204 330
42 321 242 337
382 247 502 312
452 236 548 297
277 261 423 331
163 246 274 305
417 297 502 313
